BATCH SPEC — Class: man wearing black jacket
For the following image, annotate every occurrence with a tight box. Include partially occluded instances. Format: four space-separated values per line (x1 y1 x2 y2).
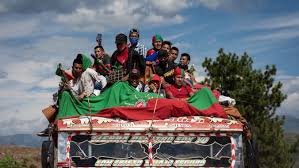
110 33 145 83
155 49 176 85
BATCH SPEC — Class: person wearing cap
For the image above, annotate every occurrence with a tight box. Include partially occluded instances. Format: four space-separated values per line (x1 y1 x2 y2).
143 34 164 82
145 34 163 62
128 68 145 92
128 28 146 58
165 67 194 101
144 74 165 97
152 34 163 51
154 49 176 85
110 33 145 83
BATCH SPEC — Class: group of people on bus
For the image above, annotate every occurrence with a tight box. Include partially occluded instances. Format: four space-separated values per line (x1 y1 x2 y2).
59 28 200 103
38 28 237 136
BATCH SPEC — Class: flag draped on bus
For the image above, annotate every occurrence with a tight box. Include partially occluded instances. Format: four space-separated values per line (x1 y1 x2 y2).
57 82 227 120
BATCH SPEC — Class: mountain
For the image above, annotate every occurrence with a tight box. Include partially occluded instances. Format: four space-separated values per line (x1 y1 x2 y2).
0 134 46 147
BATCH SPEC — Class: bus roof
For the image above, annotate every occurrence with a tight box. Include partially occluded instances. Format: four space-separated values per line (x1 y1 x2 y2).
57 115 243 133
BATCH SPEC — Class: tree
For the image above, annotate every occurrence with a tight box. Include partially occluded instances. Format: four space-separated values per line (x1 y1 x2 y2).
202 48 296 168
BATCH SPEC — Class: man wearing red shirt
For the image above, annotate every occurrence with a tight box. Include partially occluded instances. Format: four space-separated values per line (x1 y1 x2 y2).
165 67 194 101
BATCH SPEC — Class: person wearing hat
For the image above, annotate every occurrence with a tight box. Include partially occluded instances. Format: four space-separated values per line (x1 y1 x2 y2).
152 34 163 51
144 74 165 97
128 28 146 58
128 68 145 92
165 67 194 101
110 33 145 84
145 34 163 62
143 34 164 82
154 49 176 86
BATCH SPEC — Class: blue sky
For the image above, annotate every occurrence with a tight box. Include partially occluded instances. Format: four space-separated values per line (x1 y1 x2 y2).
0 0 298 135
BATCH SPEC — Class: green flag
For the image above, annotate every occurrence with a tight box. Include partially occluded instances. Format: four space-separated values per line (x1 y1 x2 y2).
57 82 161 119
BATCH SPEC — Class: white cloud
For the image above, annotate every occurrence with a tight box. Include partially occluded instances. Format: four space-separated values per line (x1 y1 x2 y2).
277 75 299 117
0 18 38 39
245 28 299 42
0 3 7 12
144 14 184 24
24 36 93 60
57 7 96 23
246 12 299 30
279 92 299 118
0 78 53 136
0 78 54 99
165 32 189 41
56 7 105 32
37 76 60 89
0 117 48 136
150 0 189 13
240 12 299 42
173 41 192 49
197 0 224 10
278 76 299 94
3 61 52 84
0 35 97 96
0 0 192 38
55 0 188 32
0 86 52 136
0 35 95 136
195 0 264 11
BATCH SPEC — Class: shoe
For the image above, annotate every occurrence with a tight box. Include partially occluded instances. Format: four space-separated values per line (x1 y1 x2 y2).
37 128 49 137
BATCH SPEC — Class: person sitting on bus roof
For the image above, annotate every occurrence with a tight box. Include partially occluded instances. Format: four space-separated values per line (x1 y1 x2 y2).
145 34 163 62
110 33 145 83
38 54 94 137
92 45 111 77
128 68 145 92
154 49 176 86
169 46 179 64
144 74 165 97
161 40 172 57
62 54 107 99
128 28 146 58
178 53 196 86
165 67 194 101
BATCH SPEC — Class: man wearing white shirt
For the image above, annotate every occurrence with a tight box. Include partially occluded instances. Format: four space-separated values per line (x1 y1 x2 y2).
128 28 146 58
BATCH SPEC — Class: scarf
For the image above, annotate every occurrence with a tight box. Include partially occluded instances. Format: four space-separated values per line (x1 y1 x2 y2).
116 47 129 67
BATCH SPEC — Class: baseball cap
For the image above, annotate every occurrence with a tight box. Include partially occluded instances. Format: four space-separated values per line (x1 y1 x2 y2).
152 34 163 43
115 33 127 44
129 68 141 78
148 74 161 87
174 67 185 77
